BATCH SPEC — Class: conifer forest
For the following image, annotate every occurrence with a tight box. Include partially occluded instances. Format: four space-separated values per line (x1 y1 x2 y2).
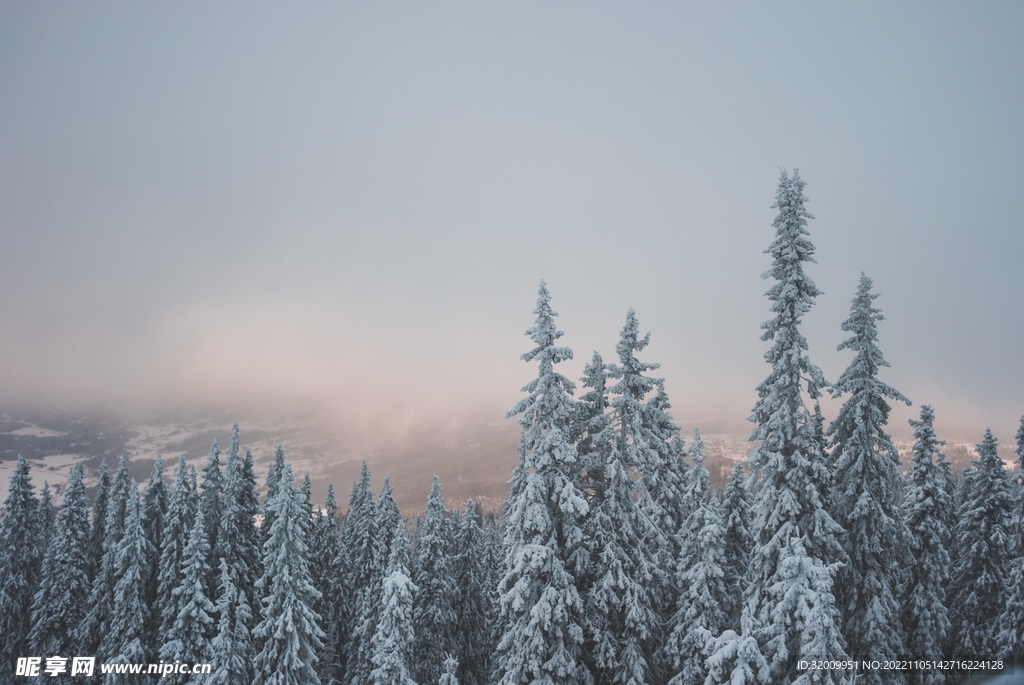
4 171 1024 685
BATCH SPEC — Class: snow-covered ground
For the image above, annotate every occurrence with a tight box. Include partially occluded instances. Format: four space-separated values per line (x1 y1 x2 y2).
3 412 1016 515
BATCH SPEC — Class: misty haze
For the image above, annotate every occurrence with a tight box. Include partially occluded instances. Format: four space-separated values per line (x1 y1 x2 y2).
2 3 1023 685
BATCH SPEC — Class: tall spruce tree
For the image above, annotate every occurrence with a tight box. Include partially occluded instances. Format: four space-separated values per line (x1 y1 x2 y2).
720 462 751 629
39 482 56 548
102 484 153 682
493 281 590 685
1000 416 1024 663
80 455 132 657
87 459 111 581
412 476 459 685
1000 557 1024 664
369 519 417 685
157 456 199 646
745 170 849 684
377 478 403 572
827 274 910 682
160 508 216 685
452 500 496 685
217 429 262 615
142 454 169 654
29 462 92 661
1010 417 1024 555
261 445 286 547
901 406 952 685
253 463 324 685
572 351 611 502
352 476 405 685
585 309 662 685
643 382 691 683
666 489 729 685
342 462 381 685
947 430 1013 658
200 438 224 594
210 557 254 685
0 456 42 672
311 484 343 685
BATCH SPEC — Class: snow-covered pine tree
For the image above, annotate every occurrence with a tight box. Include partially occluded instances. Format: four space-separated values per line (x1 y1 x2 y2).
439 656 459 685
253 463 324 685
572 351 611 503
684 430 709 516
827 273 910 682
102 484 153 683
901 406 952 685
1000 556 1024 664
210 557 254 685
87 459 111 580
585 309 664 685
342 462 381 685
369 519 417 685
160 508 216 685
1000 416 1024 663
261 445 287 547
311 484 343 685
0 456 42 669
378 478 403 569
1011 413 1019 516
703 613 770 685
1011 416 1024 555
80 455 132 657
452 500 496 685
412 476 460 685
241 450 263 590
157 455 199 647
721 462 751 630
351 476 405 685
200 438 224 593
947 430 1013 658
302 473 315 526
665 490 729 685
493 281 590 685
142 454 169 654
643 381 691 681
39 481 56 548
745 170 849 684
29 462 92 660
217 429 262 616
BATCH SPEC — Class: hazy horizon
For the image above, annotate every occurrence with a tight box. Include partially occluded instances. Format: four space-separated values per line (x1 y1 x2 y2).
2 2 1022 476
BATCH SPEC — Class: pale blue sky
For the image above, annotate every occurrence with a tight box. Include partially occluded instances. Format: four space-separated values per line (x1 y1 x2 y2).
1 2 1022 446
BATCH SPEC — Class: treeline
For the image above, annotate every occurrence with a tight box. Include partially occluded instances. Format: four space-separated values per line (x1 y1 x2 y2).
0 433 503 685
2 170 1024 685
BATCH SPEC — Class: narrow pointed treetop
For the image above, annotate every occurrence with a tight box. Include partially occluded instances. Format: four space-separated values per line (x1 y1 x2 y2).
745 171 848 681
103 483 153 668
30 462 92 658
902 405 952 685
412 476 459 685
494 281 589 685
0 456 42 661
949 429 1014 657
210 557 254 685
830 273 911 438
157 454 198 643
370 519 417 685
828 273 910 675
159 508 215 683
253 463 324 685
1012 416 1024 554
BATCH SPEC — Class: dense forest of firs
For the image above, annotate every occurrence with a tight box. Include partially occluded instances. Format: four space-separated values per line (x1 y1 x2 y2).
3 171 1023 685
